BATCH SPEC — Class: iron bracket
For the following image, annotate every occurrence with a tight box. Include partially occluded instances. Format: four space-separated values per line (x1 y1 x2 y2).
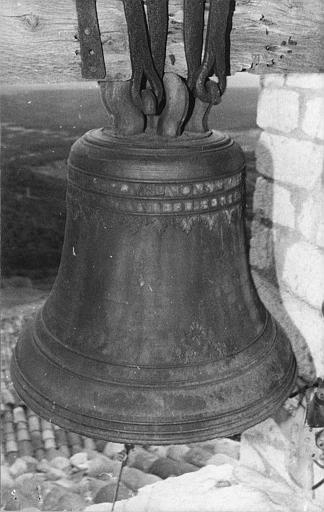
75 0 106 79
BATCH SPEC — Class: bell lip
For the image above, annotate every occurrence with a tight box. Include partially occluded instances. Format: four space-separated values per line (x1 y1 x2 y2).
10 348 297 444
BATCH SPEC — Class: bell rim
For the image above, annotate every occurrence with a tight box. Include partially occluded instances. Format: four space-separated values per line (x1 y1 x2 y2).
11 347 297 443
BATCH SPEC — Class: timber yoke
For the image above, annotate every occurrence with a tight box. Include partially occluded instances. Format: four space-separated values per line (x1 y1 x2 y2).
0 0 323 85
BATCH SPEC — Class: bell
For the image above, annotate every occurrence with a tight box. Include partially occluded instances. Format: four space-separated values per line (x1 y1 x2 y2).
11 128 297 444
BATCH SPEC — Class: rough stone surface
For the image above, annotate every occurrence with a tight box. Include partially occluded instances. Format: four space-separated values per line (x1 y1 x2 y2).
302 96 324 140
9 457 28 478
36 459 67 481
121 466 161 491
285 74 324 90
164 445 189 462
257 88 299 133
297 189 324 247
93 481 134 504
21 456 38 473
280 290 324 377
146 445 169 458
86 455 120 478
183 447 213 468
128 447 159 472
282 241 324 309
44 488 86 511
261 75 286 88
256 132 324 189
253 177 295 229
70 451 88 468
50 455 71 471
250 220 274 271
102 442 125 459
148 457 198 479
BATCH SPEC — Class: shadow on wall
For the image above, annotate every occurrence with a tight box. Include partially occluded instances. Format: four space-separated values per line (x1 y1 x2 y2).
250 140 317 382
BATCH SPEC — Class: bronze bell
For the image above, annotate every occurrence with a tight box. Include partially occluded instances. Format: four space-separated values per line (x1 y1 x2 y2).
11 128 297 444
11 0 297 444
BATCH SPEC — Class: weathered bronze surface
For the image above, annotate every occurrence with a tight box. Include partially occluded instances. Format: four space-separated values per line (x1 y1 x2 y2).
11 129 297 443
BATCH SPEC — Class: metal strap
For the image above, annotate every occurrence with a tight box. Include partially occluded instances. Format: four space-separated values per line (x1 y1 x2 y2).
192 0 230 104
146 0 168 80
183 0 205 91
75 0 106 79
122 0 164 111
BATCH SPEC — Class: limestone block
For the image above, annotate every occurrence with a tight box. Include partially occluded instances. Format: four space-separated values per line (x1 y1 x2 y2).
9 457 28 478
257 88 299 133
280 290 324 377
20 455 38 473
121 466 161 491
166 445 190 462
102 442 125 459
93 481 134 503
183 447 213 468
43 488 86 511
128 447 159 473
253 176 295 228
297 189 324 247
36 458 67 480
285 74 324 90
302 96 324 140
146 445 169 458
86 455 121 478
282 241 324 309
261 75 286 88
148 457 198 479
50 455 71 471
256 132 324 189
70 451 88 468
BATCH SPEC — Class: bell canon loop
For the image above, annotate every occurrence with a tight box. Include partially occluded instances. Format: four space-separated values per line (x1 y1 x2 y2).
11 128 297 444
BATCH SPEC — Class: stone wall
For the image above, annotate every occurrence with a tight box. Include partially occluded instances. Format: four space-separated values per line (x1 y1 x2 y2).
250 74 324 379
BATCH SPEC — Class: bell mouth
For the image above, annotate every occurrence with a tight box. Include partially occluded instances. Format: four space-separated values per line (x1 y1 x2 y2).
11 322 296 444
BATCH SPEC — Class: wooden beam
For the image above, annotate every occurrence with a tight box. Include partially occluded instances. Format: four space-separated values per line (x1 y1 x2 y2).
0 0 323 84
